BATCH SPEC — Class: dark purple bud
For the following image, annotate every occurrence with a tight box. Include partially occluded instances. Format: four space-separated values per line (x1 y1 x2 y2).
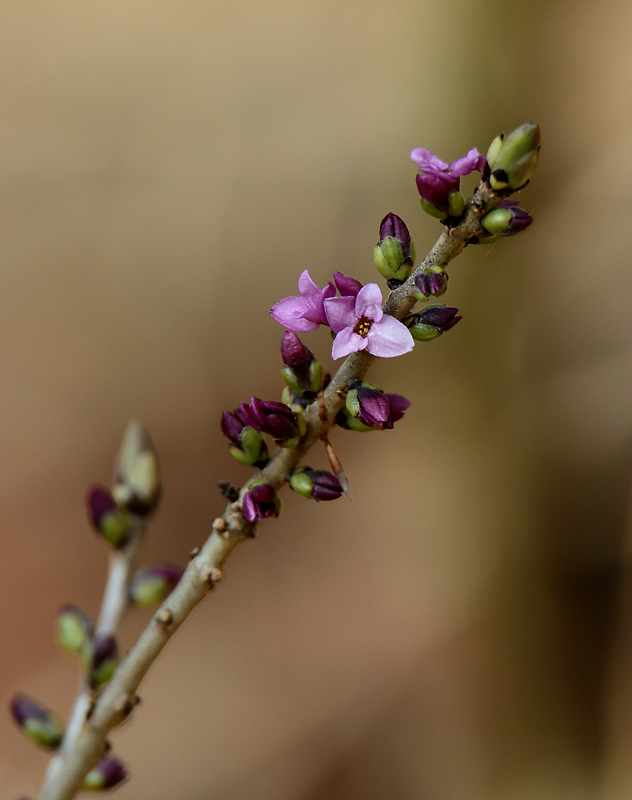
86 634 119 688
281 331 313 370
378 213 412 253
239 397 300 442
404 305 462 341
83 757 128 790
129 564 185 606
414 268 448 299
345 382 411 430
221 408 248 446
242 483 281 522
86 486 131 549
305 468 343 501
333 272 363 297
10 695 64 750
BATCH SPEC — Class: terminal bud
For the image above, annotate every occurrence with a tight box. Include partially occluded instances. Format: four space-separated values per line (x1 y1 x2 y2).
112 421 161 517
486 123 540 191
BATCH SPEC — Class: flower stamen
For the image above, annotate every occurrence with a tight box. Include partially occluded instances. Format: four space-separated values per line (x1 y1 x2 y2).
355 318 372 337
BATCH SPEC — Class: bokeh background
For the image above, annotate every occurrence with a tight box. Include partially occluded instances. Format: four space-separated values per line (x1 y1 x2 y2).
2 0 632 797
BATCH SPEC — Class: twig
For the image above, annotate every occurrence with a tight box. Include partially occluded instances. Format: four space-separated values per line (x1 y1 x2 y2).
39 523 144 793
36 181 500 800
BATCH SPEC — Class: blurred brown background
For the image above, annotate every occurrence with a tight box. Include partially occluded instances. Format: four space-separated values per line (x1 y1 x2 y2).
2 0 632 797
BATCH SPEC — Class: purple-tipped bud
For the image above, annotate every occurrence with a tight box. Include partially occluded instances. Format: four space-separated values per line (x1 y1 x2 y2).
242 483 282 522
374 213 416 282
83 757 128 790
333 272 363 297
221 408 269 467
481 200 533 236
112 421 161 517
414 267 448 299
57 604 95 653
280 332 323 398
85 634 119 688
342 381 411 431
9 695 64 750
129 564 184 606
86 486 131 549
239 397 304 445
404 305 462 341
289 467 343 501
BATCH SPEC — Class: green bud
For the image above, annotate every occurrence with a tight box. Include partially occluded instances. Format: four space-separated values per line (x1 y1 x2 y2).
420 198 447 221
240 426 267 465
57 605 95 654
448 191 465 218
486 134 504 167
112 421 161 517
289 471 314 498
83 634 119 689
481 208 513 234
280 366 303 395
308 360 323 394
486 123 540 191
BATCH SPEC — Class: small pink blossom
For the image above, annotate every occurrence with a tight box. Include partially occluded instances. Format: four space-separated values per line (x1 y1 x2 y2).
270 270 335 332
324 283 414 360
410 146 485 215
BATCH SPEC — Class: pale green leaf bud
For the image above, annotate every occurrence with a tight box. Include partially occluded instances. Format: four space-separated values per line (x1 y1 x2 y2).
486 123 540 191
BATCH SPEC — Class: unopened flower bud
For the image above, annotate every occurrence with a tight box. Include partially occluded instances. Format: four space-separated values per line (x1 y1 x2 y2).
280 331 323 397
289 467 343 501
242 482 282 522
84 634 119 688
239 397 305 447
86 486 132 549
340 381 410 432
221 409 270 467
82 757 128 791
481 200 533 236
9 695 64 750
112 421 161 517
57 605 95 654
486 123 540 191
129 564 184 606
373 213 416 282
414 267 448 300
404 305 462 341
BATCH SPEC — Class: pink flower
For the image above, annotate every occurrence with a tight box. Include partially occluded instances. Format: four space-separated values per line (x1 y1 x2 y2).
410 147 485 215
270 270 336 332
324 283 414 360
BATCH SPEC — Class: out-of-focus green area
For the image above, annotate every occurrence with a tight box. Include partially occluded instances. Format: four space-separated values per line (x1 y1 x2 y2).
2 1 632 797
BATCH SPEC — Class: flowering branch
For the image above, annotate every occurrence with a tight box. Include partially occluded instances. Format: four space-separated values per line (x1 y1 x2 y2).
9 123 540 800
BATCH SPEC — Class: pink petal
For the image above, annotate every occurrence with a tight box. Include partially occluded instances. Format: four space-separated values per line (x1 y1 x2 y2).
331 328 367 360
324 296 357 334
410 147 449 171
297 270 322 303
270 297 319 332
355 283 383 323
449 147 485 177
365 315 414 358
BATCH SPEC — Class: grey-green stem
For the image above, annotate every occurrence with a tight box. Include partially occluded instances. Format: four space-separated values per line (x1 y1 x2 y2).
36 180 501 800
